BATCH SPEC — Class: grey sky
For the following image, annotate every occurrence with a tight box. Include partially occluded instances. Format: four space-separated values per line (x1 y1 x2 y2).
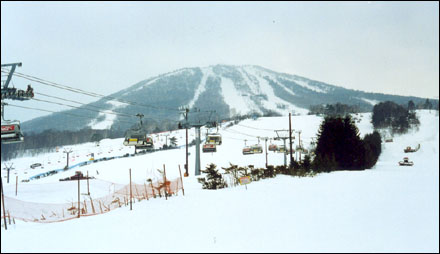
1 1 439 122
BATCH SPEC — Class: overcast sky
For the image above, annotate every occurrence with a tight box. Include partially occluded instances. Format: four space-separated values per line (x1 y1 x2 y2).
1 1 439 122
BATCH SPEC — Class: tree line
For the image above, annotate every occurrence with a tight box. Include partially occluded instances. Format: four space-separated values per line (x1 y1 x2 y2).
308 103 361 116
372 101 420 134
1 128 125 161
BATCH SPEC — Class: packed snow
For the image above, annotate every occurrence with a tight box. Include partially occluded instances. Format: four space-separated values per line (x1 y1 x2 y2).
1 110 438 252
187 67 214 109
360 97 381 106
88 100 129 130
244 66 309 115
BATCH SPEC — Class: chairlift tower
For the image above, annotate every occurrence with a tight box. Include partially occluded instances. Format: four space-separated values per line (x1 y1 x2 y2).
193 122 204 176
179 108 216 176
296 130 302 162
3 163 14 184
63 148 73 169
275 129 294 167
1 62 34 144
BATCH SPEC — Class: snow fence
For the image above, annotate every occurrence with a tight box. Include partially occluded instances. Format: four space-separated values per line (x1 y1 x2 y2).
1 177 184 223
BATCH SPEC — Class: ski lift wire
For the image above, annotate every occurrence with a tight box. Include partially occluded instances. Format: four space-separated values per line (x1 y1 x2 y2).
236 123 275 132
6 103 135 125
34 92 138 118
1 69 182 112
31 97 136 118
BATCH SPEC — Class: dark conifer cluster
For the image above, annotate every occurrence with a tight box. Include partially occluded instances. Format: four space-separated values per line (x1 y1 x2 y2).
313 115 382 171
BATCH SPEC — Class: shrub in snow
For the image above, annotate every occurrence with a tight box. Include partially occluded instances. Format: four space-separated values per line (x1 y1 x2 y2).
222 163 239 186
301 155 312 171
263 165 276 178
250 165 263 181
237 166 250 178
198 163 228 190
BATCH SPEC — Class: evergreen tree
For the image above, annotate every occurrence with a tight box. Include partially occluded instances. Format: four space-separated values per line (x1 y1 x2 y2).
408 100 416 112
372 101 419 134
302 155 311 171
363 131 382 169
313 115 365 171
169 137 178 147
424 99 433 112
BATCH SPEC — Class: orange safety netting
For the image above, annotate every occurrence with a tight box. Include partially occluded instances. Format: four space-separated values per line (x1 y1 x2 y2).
1 177 183 223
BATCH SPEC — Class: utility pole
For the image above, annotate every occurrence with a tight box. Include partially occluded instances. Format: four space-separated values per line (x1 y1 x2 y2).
179 107 190 177
64 148 73 170
296 130 302 162
1 177 7 230
289 113 294 167
264 137 268 167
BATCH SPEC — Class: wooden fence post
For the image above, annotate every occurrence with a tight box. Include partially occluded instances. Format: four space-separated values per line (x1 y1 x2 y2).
150 182 155 198
163 164 167 200
87 171 90 195
129 168 132 211
144 183 149 201
78 177 80 218
90 197 96 214
179 165 185 196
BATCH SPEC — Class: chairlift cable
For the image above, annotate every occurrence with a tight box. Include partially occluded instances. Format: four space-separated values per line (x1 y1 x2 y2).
236 123 275 132
6 103 135 125
1 69 182 112
30 97 135 118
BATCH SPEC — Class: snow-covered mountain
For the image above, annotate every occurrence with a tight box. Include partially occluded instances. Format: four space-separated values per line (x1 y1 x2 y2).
22 64 429 134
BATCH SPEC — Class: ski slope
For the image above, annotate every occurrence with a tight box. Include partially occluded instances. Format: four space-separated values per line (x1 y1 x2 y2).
1 110 438 252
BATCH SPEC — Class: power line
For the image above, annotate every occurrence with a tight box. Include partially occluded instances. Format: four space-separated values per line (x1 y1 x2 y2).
33 92 180 123
236 123 275 132
34 92 134 116
6 103 135 125
31 97 135 119
223 128 264 139
1 69 181 112
1 69 200 124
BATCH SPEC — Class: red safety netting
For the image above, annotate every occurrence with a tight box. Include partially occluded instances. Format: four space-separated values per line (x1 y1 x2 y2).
1 177 183 223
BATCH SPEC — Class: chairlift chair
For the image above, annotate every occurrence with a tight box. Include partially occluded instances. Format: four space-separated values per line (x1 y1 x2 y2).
277 145 286 153
268 144 278 152
242 146 254 155
1 120 24 144
202 143 217 153
123 129 154 150
250 144 263 154
206 133 222 145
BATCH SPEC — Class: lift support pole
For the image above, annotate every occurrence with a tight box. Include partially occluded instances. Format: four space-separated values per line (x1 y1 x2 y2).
194 124 203 176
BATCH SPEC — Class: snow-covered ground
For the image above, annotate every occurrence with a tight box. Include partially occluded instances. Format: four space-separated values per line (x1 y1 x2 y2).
1 110 438 252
